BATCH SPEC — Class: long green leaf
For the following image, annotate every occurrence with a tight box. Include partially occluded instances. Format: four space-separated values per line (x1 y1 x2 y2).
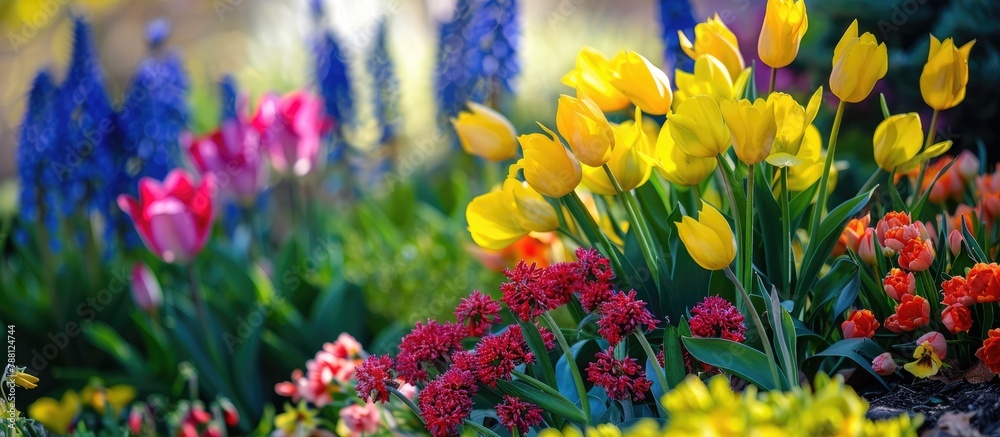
682 337 784 390
83 321 145 375
496 380 587 424
805 338 887 389
798 188 874 298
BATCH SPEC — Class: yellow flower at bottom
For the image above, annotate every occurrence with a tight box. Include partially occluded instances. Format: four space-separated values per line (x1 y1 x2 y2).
675 203 736 271
904 340 943 378
274 402 319 436
28 390 81 435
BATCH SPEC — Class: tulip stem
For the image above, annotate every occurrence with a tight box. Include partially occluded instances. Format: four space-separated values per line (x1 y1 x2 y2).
633 330 669 417
723 266 783 390
768 67 777 94
388 386 424 424
859 168 884 196
188 265 223 370
810 99 847 242
542 312 591 423
564 191 624 277
911 109 939 208
780 168 792 298
743 163 756 292
602 164 660 287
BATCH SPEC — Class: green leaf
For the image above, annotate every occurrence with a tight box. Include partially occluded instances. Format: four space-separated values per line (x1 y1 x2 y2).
798 188 874 299
496 379 587 424
521 321 558 389
961 221 989 263
662 326 685 389
682 337 785 390
83 321 146 375
808 258 860 321
805 338 887 389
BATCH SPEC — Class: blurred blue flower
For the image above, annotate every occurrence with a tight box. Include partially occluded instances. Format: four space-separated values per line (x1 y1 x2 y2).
467 0 519 95
219 74 239 121
435 0 483 117
313 30 354 128
659 0 696 71
369 21 398 146
16 70 61 237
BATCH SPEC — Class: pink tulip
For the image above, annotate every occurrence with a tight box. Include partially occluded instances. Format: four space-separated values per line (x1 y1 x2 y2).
184 117 267 206
857 228 877 265
130 262 163 314
915 331 947 359
338 402 381 436
956 150 980 182
117 170 216 264
949 229 964 256
871 352 897 376
254 90 333 177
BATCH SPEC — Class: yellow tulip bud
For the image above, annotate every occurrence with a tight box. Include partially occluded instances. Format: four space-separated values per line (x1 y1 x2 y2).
556 94 615 167
678 13 746 79
467 189 527 250
581 111 655 195
920 34 975 111
654 121 717 187
608 50 673 115
562 47 631 112
829 20 888 103
766 87 822 167
502 178 559 232
675 203 736 271
450 102 518 161
757 0 809 69
667 95 731 158
674 54 752 106
518 123 583 198
720 98 777 165
873 113 952 173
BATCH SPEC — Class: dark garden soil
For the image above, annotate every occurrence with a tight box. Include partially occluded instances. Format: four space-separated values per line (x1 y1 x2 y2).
865 378 1000 436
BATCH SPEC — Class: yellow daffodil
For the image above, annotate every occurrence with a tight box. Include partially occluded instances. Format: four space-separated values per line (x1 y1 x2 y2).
720 97 777 165
903 340 943 378
608 51 673 115
676 203 736 270
920 34 975 111
582 111 655 195
654 120 717 186
28 390 81 435
758 0 809 69
12 370 39 389
274 402 319 436
450 102 518 161
830 20 888 103
678 14 745 79
556 94 615 167
667 94 731 158
674 54 752 106
517 123 583 198
873 113 952 172
562 47 631 112
502 177 559 232
767 87 823 167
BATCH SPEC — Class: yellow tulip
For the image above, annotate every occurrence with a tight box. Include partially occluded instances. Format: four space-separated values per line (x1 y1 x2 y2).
920 34 975 111
720 98 777 165
562 47 631 112
757 0 809 69
582 111 655 195
829 20 888 103
784 126 835 192
556 94 615 167
673 54 753 106
675 203 736 271
767 87 823 167
678 14 745 79
467 189 527 250
518 123 583 198
608 51 673 115
873 113 952 172
667 95 731 158
450 102 518 161
502 177 559 232
28 390 81 435
654 121 717 187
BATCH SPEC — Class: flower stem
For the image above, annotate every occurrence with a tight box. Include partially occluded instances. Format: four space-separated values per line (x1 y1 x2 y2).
723 266 783 390
188 265 223 370
633 331 669 417
809 99 846 241
602 164 660 287
743 163 756 293
542 312 591 423
388 386 424 424
768 67 777 94
911 109 939 208
780 168 792 298
564 191 623 276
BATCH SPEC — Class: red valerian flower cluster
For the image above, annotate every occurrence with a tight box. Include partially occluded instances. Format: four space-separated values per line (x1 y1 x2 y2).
454 290 502 337
500 261 550 321
597 290 660 346
495 396 544 434
395 320 466 384
355 355 399 404
418 368 477 437
586 348 653 401
689 295 746 342
576 247 617 312
473 326 536 386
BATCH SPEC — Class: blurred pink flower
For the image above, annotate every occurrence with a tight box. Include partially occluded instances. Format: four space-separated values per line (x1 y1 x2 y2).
130 262 162 314
254 90 333 177
184 117 267 206
338 402 381 436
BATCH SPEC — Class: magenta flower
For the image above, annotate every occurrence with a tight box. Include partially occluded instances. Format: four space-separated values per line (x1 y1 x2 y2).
253 90 333 177
184 117 267 206
130 262 162 314
117 169 216 264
